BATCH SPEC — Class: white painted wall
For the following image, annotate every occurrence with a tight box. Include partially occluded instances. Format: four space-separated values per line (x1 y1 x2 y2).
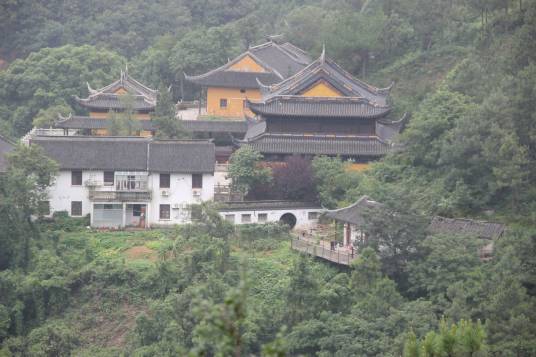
46 170 215 227
218 208 323 230
148 172 214 226
47 170 96 217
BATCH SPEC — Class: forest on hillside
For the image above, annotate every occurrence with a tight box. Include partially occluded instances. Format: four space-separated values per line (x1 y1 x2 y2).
1 0 536 356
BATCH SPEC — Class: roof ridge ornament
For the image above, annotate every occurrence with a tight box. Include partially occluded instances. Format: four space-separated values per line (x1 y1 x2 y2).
87 82 97 95
320 44 326 64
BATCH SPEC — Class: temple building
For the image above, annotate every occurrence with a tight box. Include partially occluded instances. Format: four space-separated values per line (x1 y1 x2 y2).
56 69 158 136
185 39 312 118
239 49 406 169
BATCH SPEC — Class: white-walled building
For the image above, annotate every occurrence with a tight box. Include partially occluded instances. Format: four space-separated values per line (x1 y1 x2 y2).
31 136 215 228
218 201 323 230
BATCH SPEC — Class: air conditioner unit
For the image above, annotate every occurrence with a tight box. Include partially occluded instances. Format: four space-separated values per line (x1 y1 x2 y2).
172 203 180 209
192 189 202 196
161 190 170 196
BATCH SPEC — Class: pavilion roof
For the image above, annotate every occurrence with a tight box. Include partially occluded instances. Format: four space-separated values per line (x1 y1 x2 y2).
75 69 157 111
324 196 381 226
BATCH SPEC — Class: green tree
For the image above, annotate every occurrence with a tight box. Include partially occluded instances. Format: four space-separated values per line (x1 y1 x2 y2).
227 146 272 196
0 45 124 137
311 156 360 209
153 84 188 139
107 93 141 136
360 197 428 291
403 319 487 357
0 144 58 269
32 104 71 129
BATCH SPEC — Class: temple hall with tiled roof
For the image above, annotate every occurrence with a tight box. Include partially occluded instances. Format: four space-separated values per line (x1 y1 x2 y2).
185 38 312 118
239 48 406 168
66 68 158 136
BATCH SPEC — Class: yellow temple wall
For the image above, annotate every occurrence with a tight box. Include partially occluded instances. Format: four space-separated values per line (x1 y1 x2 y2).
301 81 343 97
227 55 267 72
206 87 261 118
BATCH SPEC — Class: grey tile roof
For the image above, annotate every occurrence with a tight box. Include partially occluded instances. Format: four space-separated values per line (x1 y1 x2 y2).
241 133 392 157
186 69 281 89
261 55 391 106
375 113 409 142
249 41 311 78
185 41 312 88
219 200 320 211
148 141 215 173
179 120 248 134
75 93 156 111
0 135 14 173
55 116 248 135
247 96 391 118
76 70 157 111
428 216 505 240
324 196 381 225
31 136 214 173
243 121 266 140
55 115 155 131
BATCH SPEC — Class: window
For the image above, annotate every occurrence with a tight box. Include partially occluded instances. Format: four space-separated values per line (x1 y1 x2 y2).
160 173 170 188
71 170 82 186
38 201 50 216
220 98 228 108
103 171 114 186
308 212 319 220
133 204 143 217
225 214 235 223
192 174 203 189
159 204 170 220
258 213 268 222
71 201 82 216
241 214 251 223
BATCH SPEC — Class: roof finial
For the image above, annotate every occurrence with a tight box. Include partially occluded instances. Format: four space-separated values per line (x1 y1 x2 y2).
320 44 326 64
87 82 97 95
125 63 129 77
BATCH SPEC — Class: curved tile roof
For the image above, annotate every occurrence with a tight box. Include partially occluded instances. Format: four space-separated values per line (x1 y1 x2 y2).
261 54 392 106
185 70 281 89
76 69 157 111
241 133 392 157
247 96 390 118
324 196 381 225
185 41 312 88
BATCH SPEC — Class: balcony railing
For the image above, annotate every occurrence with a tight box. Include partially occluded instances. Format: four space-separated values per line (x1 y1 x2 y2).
89 190 151 202
86 174 151 202
291 237 358 266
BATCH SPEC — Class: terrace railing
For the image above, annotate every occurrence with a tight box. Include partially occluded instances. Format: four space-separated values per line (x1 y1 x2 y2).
291 237 357 266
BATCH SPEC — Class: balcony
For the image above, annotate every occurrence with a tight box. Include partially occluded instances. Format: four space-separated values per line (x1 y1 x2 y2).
86 173 151 202
88 190 151 202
